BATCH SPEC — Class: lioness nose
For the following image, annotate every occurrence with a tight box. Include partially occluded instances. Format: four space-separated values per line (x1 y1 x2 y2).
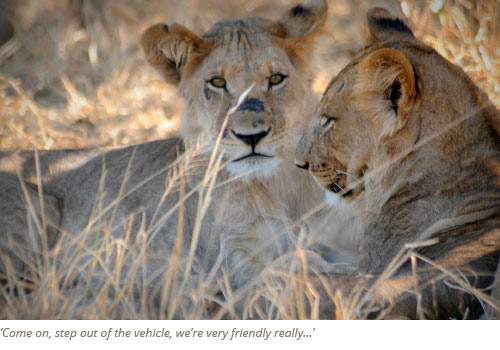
232 129 269 148
237 98 264 113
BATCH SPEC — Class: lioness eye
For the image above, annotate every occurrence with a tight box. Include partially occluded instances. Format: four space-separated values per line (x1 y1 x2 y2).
209 77 226 89
269 73 286 87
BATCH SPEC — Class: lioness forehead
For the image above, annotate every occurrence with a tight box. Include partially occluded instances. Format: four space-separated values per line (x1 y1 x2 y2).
199 18 292 73
323 41 436 98
203 18 276 47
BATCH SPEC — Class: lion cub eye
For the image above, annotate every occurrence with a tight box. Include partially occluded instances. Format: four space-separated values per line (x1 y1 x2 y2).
209 77 227 89
321 114 337 128
269 73 286 87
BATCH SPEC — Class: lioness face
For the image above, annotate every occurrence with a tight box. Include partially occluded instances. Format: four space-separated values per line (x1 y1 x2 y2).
296 72 372 205
141 1 327 180
296 46 420 205
179 25 310 179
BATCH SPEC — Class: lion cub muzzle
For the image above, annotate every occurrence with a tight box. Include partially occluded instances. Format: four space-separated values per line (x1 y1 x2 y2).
227 96 273 153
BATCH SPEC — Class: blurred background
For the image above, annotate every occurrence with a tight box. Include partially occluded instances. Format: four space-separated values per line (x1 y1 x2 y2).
0 0 498 150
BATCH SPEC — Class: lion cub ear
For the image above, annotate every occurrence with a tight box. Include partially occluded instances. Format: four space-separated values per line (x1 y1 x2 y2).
269 0 327 73
276 0 327 38
365 7 416 44
141 23 212 86
354 48 419 137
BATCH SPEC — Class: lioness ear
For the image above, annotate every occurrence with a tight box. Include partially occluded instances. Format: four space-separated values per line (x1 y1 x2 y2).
141 23 212 86
354 48 419 136
269 0 327 74
365 7 415 44
276 0 327 38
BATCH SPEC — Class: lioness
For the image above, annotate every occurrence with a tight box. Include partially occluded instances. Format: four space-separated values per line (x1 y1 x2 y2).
295 8 500 319
0 0 327 318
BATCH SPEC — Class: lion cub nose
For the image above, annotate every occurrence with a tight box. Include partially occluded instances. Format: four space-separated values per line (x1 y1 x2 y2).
237 98 265 113
232 129 269 148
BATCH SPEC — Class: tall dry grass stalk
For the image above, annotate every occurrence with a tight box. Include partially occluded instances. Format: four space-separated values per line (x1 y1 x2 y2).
0 0 499 319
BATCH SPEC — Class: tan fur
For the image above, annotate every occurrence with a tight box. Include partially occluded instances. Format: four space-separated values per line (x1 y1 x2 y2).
296 8 500 319
0 1 327 317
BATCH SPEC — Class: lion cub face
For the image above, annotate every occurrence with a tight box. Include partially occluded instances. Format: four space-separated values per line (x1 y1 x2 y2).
295 70 375 206
181 23 304 179
296 10 423 205
141 1 327 180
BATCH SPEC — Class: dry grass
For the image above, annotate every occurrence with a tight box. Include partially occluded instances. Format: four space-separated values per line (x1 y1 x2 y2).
0 0 499 319
1 0 498 150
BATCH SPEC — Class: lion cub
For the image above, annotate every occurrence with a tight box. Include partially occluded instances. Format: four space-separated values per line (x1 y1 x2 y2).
295 8 500 319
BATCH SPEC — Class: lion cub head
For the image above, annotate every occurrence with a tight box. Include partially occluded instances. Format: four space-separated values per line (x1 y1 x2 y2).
141 0 327 180
296 8 499 206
